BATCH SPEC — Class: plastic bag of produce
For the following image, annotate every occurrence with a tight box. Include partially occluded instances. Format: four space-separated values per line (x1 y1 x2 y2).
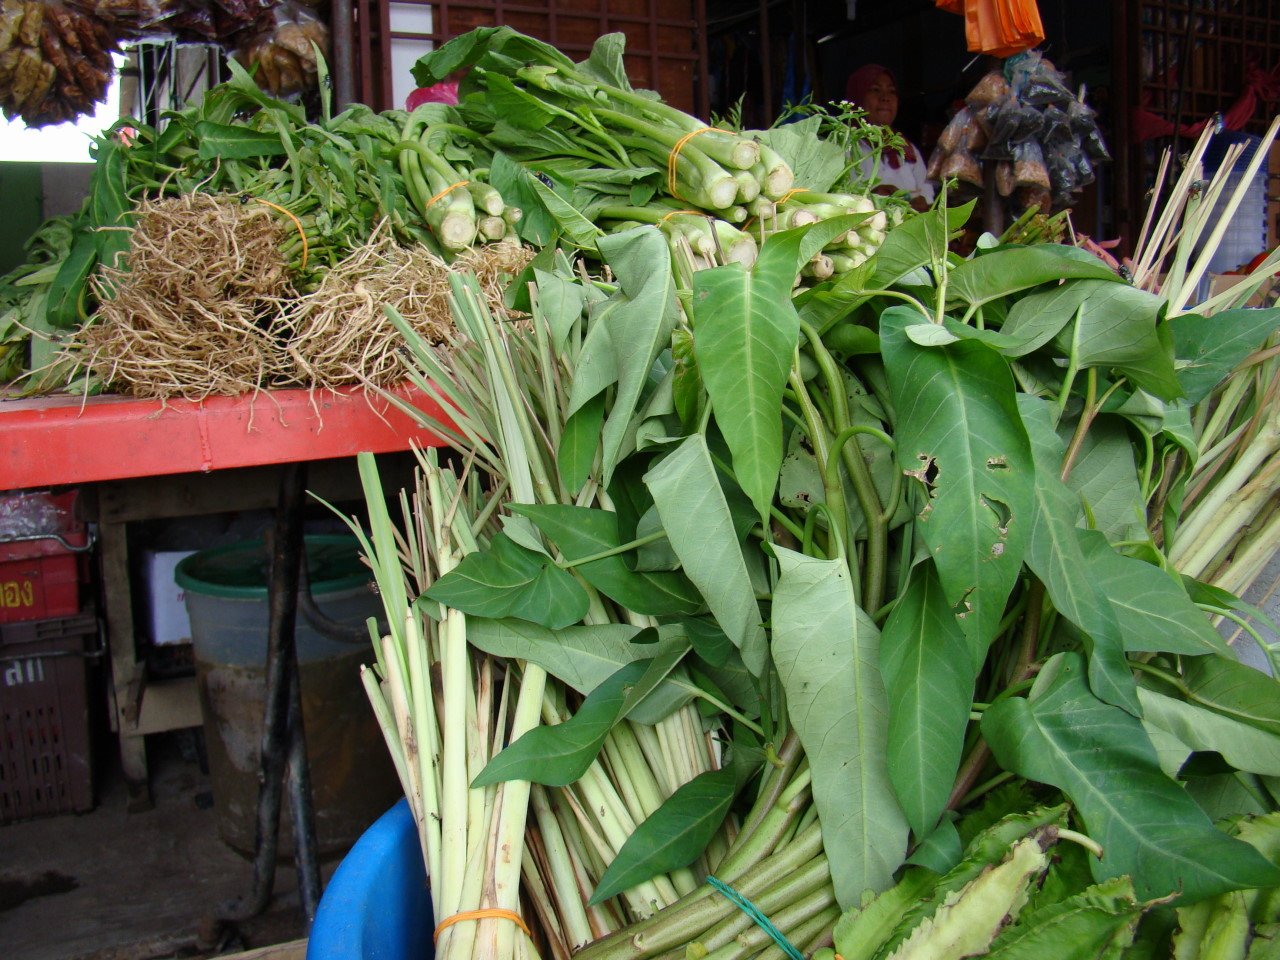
1008 50 1073 106
230 0 328 96
966 69 1011 109
938 106 985 153
1012 139 1050 189
1044 138 1081 199
940 143 983 187
995 159 1016 197
1068 98 1111 160
983 94 1042 156
0 0 118 125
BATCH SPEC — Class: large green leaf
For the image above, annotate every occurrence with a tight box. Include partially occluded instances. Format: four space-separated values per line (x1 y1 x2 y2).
558 393 604 495
880 306 1035 658
593 228 681 484
1054 281 1181 401
512 503 703 616
423 532 588 629
1076 532 1231 657
691 218 857 523
1063 419 1147 543
1169 308 1280 404
1018 397 1138 714
473 661 645 787
948 246 1119 311
986 877 1144 960
580 32 632 90
1181 656 1280 737
464 618 699 724
983 653 1280 903
589 766 736 904
997 282 1092 358
194 121 290 159
772 548 908 907
880 559 974 837
754 116 848 193
644 436 767 676
870 202 974 288
1138 688 1280 776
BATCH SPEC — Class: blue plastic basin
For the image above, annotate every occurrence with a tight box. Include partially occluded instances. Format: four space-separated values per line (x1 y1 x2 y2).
308 799 433 960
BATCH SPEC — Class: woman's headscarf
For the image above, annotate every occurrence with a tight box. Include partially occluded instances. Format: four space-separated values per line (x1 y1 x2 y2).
844 64 917 168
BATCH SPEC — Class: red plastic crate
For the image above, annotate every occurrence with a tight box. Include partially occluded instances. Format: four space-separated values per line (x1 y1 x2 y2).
0 491 90 624
0 610 98 821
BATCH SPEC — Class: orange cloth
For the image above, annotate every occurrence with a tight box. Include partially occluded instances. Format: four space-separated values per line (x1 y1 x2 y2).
938 0 1044 58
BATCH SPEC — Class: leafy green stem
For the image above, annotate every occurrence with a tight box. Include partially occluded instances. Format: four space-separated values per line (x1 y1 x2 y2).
557 529 669 569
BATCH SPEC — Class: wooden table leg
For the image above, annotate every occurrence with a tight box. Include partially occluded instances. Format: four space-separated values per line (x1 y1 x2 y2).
99 519 152 811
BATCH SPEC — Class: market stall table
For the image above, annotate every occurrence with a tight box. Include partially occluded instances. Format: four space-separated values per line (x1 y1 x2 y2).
0 384 448 922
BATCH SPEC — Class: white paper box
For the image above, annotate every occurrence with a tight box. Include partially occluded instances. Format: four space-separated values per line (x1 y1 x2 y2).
145 550 196 646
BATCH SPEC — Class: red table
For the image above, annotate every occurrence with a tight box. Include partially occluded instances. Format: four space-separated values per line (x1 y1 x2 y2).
0 384 448 807
0 383 447 488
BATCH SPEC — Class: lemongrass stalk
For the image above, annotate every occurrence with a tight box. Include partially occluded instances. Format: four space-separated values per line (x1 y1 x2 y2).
699 885 838 960
1177 453 1280 578
1174 116 1280 313
632 721 677 795
1133 124 1215 287
1133 148 1171 266
361 666 412 812
522 848 571 960
573 826 826 960
405 611 443 892
752 906 841 960
562 786 661 919
1198 375 1253 452
1171 413 1280 567
1213 505 1280 597
531 785 596 950
602 734 651 826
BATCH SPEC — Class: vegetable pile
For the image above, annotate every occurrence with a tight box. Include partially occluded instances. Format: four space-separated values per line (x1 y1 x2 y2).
331 30 1280 960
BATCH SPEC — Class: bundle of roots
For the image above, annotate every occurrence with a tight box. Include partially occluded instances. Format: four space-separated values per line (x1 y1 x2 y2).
72 193 296 399
285 232 535 388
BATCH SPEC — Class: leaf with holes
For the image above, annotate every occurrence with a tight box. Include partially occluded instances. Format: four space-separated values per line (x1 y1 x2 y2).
880 306 1035 659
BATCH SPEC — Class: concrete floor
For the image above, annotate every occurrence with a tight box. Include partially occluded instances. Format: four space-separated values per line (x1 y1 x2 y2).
0 731 319 960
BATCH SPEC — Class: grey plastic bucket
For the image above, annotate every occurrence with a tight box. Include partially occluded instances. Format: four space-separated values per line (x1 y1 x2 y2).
177 535 397 856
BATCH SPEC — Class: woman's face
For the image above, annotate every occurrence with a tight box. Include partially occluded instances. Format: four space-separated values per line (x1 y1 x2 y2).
865 73 899 126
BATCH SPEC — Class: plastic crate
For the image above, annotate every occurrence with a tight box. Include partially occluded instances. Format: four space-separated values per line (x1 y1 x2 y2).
0 610 98 822
0 491 91 624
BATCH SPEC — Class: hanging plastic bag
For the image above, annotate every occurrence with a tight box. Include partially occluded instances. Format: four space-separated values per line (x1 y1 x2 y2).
941 144 984 187
230 0 329 96
1012 139 1050 189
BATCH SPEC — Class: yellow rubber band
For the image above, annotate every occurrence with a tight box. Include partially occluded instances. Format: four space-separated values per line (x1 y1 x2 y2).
667 127 729 199
775 187 811 206
425 179 470 210
659 208 703 223
434 908 533 945
252 198 308 272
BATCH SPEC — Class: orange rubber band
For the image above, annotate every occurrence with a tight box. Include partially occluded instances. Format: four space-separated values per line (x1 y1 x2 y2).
425 179 470 210
252 198 308 272
667 127 729 199
433 908 533 945
659 208 703 223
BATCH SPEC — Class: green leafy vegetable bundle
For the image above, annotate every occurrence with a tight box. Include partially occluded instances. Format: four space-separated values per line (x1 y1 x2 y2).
345 115 1280 958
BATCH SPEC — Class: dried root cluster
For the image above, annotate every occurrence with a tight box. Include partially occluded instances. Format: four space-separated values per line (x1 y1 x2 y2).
69 195 534 398
284 233 535 389
73 193 296 400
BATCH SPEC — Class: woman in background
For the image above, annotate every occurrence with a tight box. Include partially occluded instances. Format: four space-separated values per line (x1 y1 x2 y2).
845 64 935 210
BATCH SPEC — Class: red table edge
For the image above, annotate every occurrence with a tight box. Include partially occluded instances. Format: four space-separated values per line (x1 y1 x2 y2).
0 383 452 489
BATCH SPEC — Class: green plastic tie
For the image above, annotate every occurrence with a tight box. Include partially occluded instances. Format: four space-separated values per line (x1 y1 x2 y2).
705 875 805 960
